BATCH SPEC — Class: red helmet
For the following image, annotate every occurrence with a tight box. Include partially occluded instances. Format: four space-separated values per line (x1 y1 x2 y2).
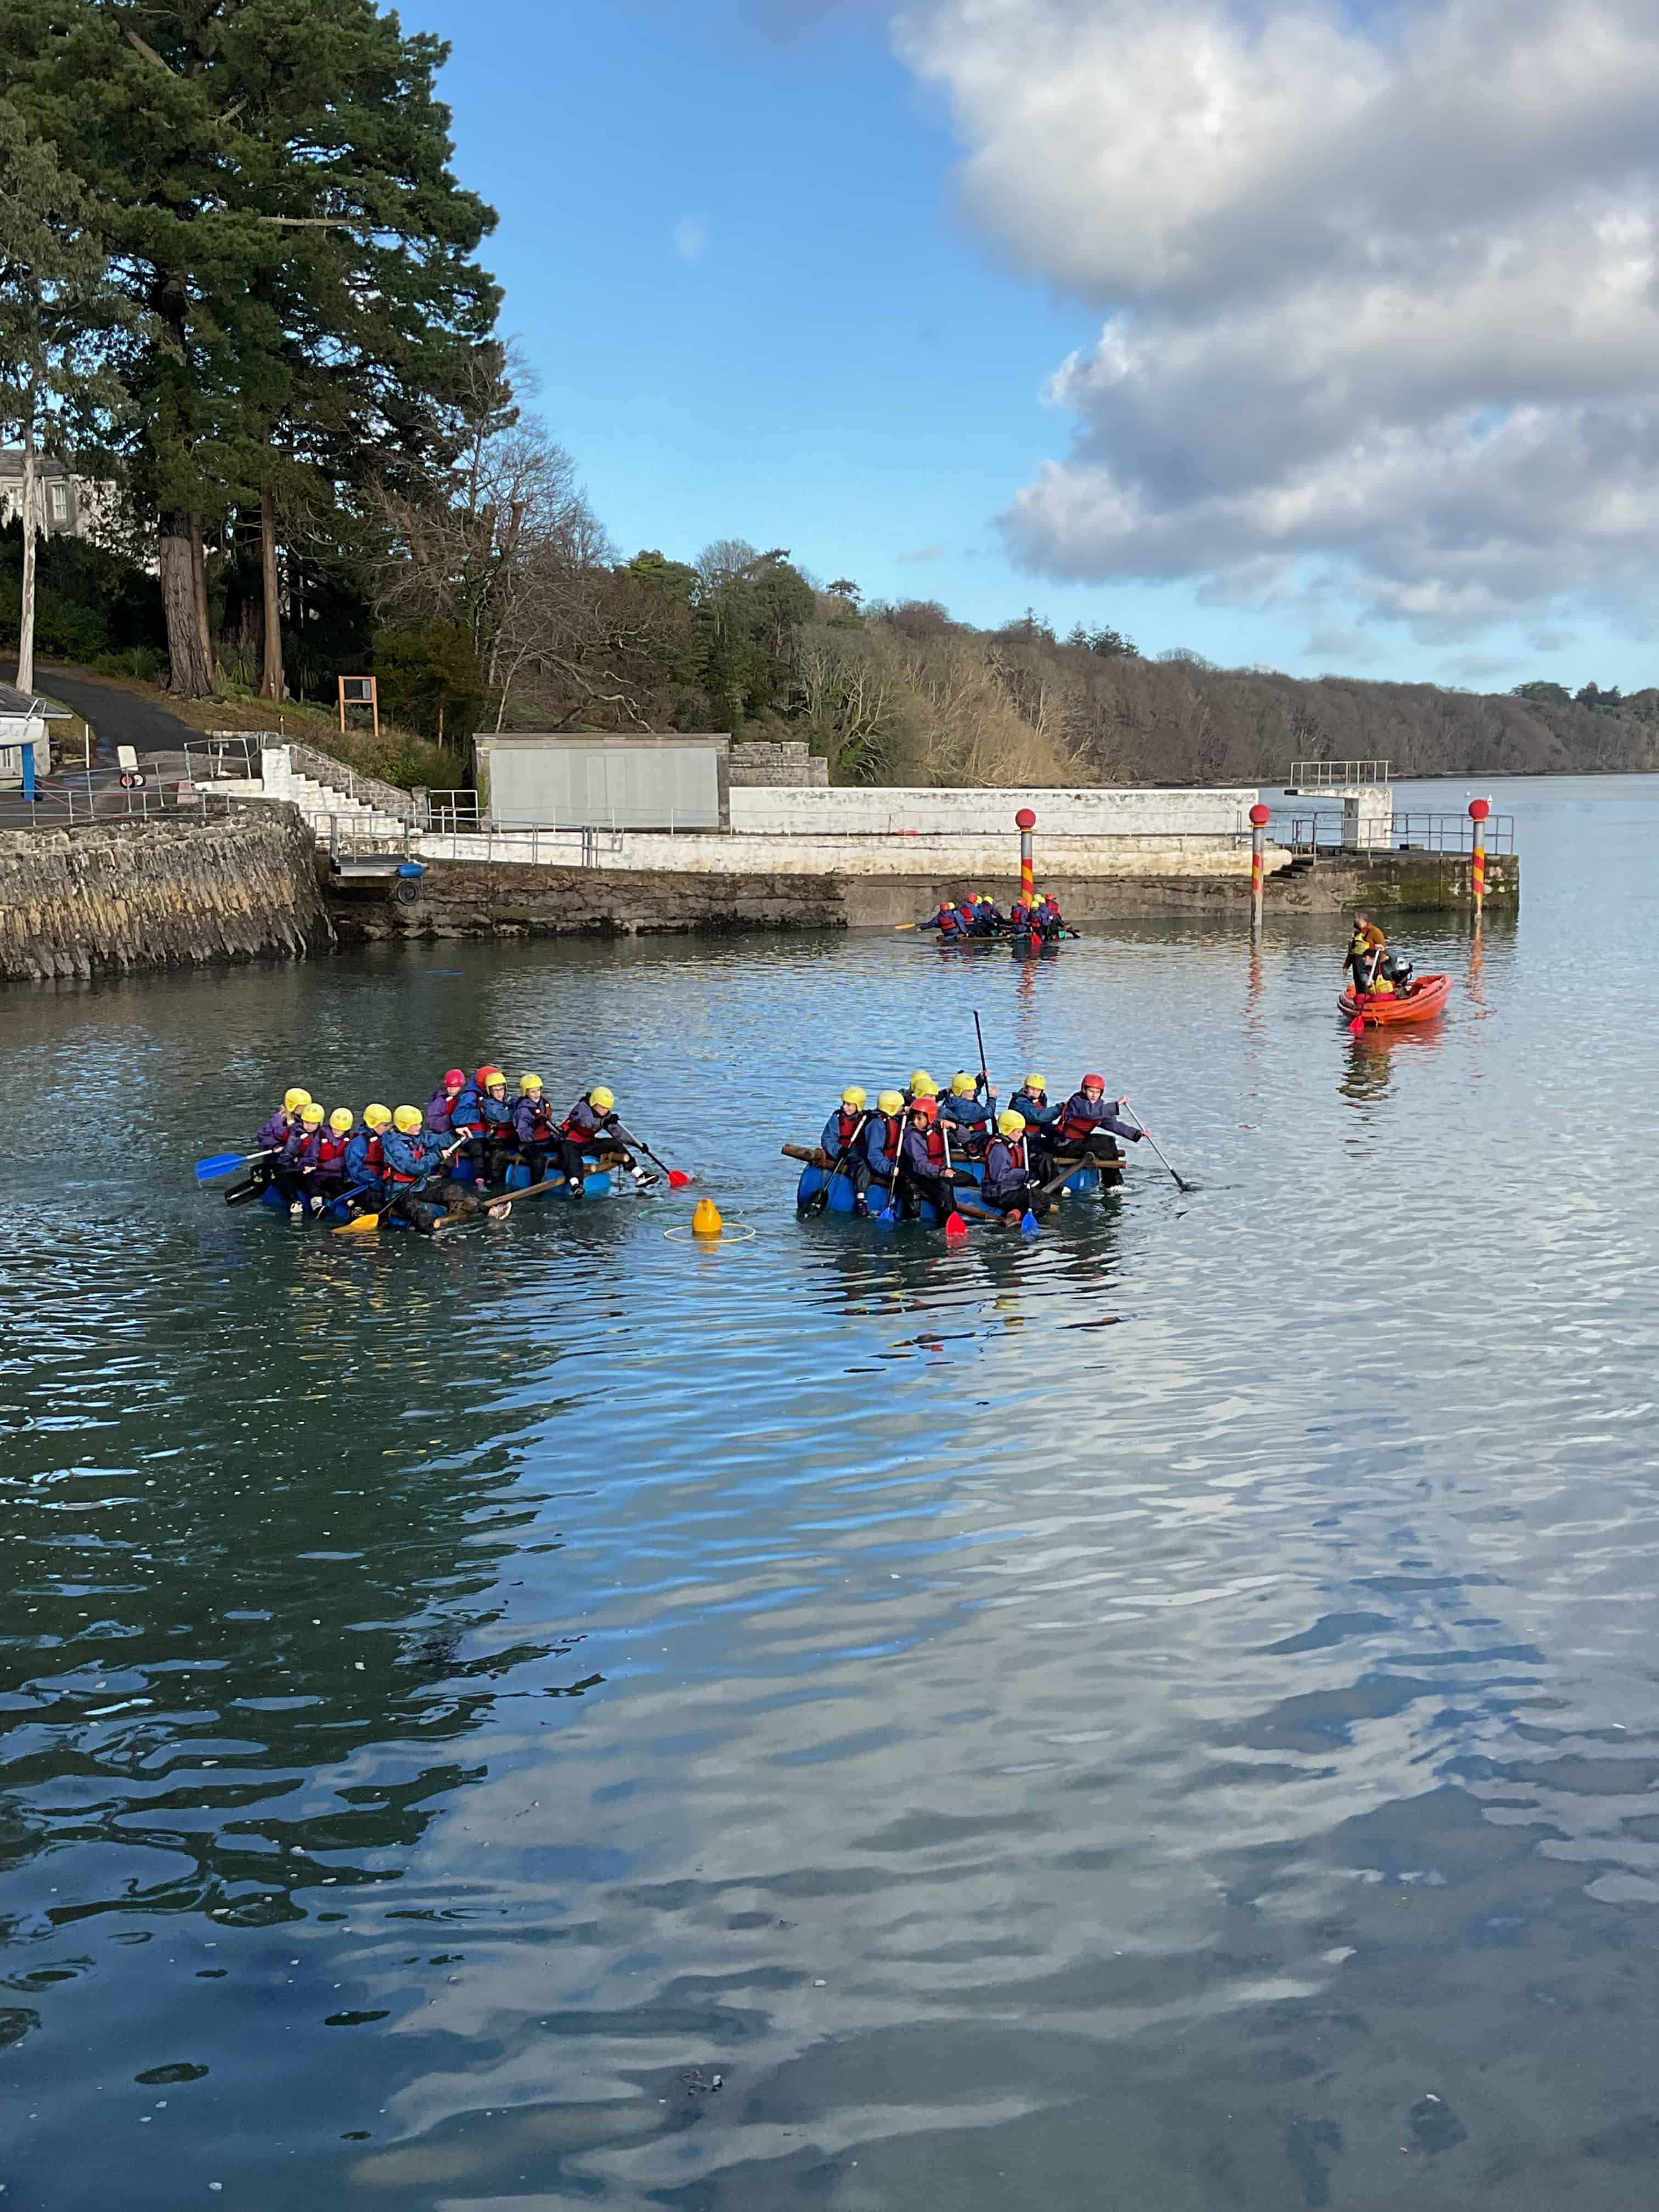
910 1095 939 1121
443 1068 464 1089
1081 1072 1105 1090
475 1064 500 1087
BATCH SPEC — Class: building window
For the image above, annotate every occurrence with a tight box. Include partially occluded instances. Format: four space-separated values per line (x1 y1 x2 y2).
48 481 71 525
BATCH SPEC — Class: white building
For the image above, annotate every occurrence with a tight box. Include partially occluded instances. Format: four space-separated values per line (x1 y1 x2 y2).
0 449 122 543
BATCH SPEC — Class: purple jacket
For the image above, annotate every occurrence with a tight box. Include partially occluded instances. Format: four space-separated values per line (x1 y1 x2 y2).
514 1096 554 1144
425 1087 460 1135
256 1108 292 1151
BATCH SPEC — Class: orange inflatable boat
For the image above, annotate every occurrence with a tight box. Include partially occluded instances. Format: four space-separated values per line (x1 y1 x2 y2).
1339 973 1452 1027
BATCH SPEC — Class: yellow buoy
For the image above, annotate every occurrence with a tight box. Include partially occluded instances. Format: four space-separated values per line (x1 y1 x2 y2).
692 1198 724 1237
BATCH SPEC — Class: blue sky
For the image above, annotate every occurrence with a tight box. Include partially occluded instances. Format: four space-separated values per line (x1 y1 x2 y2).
405 0 1659 692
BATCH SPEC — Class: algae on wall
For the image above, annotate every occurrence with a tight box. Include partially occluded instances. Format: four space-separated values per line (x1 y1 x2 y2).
0 805 332 982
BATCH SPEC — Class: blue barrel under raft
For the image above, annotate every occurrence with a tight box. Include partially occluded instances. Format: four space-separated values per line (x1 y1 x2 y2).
795 1154 1110 1223
257 1155 613 1228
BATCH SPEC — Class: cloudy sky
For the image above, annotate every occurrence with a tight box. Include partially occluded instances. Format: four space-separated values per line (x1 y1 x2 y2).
408 0 1659 687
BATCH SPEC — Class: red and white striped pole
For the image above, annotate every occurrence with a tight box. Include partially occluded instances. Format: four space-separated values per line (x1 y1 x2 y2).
1249 802 1271 936
1468 798 1489 922
1015 806 1036 909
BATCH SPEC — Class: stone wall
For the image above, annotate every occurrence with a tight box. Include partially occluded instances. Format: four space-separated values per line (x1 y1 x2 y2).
727 740 828 788
1268 849 1519 915
0 804 333 982
725 783 1259 835
330 859 844 943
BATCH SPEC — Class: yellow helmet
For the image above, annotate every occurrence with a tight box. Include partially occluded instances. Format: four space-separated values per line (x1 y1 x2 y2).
877 1089 904 1115
364 1104 392 1129
329 1108 354 1133
392 1105 423 1134
841 1086 867 1109
1024 1073 1046 1092
998 1109 1027 1137
950 1072 977 1097
283 1087 311 1113
300 1102 324 1124
909 1069 936 1097
590 1086 615 1113
520 1074 543 1092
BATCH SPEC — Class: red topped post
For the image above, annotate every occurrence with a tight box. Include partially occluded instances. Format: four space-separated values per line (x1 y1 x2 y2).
1468 798 1490 921
1015 806 1036 910
1249 802 1272 935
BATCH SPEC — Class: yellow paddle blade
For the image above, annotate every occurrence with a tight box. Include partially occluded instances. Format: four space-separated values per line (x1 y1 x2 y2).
331 1212 381 1235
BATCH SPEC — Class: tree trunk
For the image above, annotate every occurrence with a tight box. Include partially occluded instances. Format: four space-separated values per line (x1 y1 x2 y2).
189 513 213 685
259 488 284 701
16 427 37 695
159 510 213 697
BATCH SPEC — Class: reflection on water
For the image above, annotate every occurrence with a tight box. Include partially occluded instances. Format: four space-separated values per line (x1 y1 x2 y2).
4 776 1659 2208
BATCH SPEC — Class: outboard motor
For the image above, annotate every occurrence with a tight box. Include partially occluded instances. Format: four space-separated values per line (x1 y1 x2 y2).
1385 955 1413 992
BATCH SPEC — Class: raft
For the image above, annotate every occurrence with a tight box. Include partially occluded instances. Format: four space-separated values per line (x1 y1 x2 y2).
1339 973 1452 1028
794 1150 1114 1224
255 1153 614 1228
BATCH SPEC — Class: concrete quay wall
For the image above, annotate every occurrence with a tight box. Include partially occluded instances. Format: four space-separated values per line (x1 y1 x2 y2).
0 806 332 982
725 785 1258 835
330 860 845 943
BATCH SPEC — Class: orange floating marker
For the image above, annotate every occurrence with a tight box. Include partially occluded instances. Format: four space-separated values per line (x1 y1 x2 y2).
691 1198 724 1237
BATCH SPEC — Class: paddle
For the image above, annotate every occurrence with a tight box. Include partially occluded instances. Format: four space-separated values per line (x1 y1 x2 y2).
614 1124 692 1188
803 1114 867 1217
195 1146 275 1182
1120 1098 1194 1194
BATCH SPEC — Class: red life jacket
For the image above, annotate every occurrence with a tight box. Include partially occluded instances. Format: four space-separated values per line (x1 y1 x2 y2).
365 1134 384 1170
833 1108 861 1149
1057 1093 1105 1144
315 1131 349 1171
986 1135 1028 1184
917 1123 947 1170
868 1113 900 1174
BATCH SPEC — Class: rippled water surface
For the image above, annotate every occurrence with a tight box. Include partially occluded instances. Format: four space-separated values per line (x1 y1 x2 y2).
5 775 1659 2209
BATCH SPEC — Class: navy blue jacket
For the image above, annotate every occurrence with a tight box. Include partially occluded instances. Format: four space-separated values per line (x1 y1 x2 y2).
1009 1086 1059 1131
940 1086 992 1132
449 1084 487 1136
381 1127 440 1184
343 1130 383 1185
480 1092 514 1135
899 1123 952 1180
983 1133 1032 1200
864 1113 901 1179
821 1107 865 1158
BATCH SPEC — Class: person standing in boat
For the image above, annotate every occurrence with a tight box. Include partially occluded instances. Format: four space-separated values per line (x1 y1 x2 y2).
863 1090 906 1214
897 1094 961 1221
983 1110 1048 1223
1346 913 1386 994
820 1086 872 1213
1054 1075 1143 1168
940 1070 997 1156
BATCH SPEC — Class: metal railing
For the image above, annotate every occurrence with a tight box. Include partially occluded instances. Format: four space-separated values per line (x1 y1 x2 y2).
1276 810 1514 856
421 788 481 831
186 733 266 781
415 823 623 867
1288 760 1393 790
0 777 241 830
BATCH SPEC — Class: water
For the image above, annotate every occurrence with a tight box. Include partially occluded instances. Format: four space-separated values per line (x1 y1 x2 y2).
3 774 1659 2209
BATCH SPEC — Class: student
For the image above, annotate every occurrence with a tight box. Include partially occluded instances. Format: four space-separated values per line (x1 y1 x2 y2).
380 1107 487 1232
313 1109 356 1204
478 1070 516 1184
1054 1075 1143 1166
558 1085 634 1195
983 1110 1048 1223
898 1095 962 1222
818 1086 871 1212
425 1069 466 1135
343 1104 393 1197
512 1076 557 1181
447 1066 495 1177
905 1069 939 1106
926 899 967 939
940 1070 996 1154
1036 894 1065 941
863 1090 906 1212
1008 1073 1059 1177
256 1086 312 1154
274 1102 329 1216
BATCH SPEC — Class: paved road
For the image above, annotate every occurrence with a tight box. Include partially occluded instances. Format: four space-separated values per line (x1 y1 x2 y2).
2 661 201 766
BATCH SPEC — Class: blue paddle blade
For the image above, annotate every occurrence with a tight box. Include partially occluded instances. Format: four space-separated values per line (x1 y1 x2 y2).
1021 1210 1041 1235
194 1151 250 1182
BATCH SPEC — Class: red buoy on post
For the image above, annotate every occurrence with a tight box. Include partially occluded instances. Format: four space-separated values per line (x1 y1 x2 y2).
1468 798 1490 921
1248 802 1271 935
1015 807 1036 910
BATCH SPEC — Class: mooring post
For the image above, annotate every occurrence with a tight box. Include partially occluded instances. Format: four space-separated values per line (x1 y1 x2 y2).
1468 798 1489 921
1015 806 1036 909
1249 803 1270 935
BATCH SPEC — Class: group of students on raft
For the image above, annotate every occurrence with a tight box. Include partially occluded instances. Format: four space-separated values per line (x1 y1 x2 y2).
253 1067 650 1232
814 1068 1144 1226
924 891 1067 941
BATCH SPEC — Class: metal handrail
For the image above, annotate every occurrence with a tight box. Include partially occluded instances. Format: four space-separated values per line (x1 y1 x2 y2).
1288 759 1393 789
186 733 264 780
1276 810 1514 856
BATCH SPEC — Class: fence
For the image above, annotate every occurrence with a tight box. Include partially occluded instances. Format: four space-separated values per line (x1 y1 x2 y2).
0 770 242 830
1275 810 1515 856
1288 759 1393 790
309 814 623 868
184 733 264 781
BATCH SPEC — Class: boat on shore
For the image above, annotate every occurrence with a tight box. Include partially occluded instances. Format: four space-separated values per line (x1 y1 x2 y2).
1339 973 1453 1028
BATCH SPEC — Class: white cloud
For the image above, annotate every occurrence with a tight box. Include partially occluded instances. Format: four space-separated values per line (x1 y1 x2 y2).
673 215 710 263
891 0 1659 643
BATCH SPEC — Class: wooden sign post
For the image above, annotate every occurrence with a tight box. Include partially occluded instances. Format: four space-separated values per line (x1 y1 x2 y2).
337 674 380 738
